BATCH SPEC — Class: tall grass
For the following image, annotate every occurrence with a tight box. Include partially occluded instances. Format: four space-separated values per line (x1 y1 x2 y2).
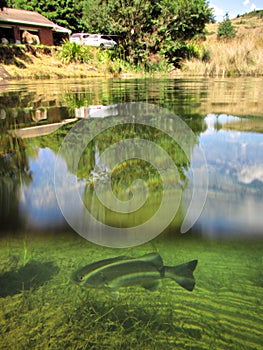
182 27 263 76
56 41 139 76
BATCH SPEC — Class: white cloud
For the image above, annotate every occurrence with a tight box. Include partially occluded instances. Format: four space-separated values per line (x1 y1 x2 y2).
243 0 257 10
211 3 225 21
237 165 263 184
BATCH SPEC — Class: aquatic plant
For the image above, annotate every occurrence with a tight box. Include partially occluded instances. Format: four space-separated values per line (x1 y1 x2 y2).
0 234 262 349
23 240 31 266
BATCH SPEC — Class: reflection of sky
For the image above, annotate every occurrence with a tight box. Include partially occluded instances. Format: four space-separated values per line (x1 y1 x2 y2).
18 114 263 237
19 148 85 230
195 114 263 236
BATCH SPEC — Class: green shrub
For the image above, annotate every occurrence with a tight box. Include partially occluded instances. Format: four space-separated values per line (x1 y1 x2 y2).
187 43 201 59
160 41 199 67
217 13 236 39
143 54 171 72
57 41 94 64
201 47 211 62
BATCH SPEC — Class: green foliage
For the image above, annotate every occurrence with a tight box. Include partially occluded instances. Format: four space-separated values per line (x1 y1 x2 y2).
186 43 201 59
57 41 94 63
57 41 133 75
143 54 172 72
201 46 210 62
6 0 214 67
217 13 236 39
83 0 214 66
160 41 201 67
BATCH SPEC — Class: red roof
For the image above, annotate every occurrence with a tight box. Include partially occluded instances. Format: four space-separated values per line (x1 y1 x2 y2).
0 7 70 33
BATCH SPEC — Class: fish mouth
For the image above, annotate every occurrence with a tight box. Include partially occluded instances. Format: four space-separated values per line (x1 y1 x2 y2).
71 270 82 283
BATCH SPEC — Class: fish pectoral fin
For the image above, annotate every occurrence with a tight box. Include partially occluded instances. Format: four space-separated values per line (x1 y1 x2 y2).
141 280 160 291
110 290 120 299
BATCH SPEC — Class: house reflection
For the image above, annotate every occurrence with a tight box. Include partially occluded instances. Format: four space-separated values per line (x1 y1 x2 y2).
32 108 47 122
75 104 118 119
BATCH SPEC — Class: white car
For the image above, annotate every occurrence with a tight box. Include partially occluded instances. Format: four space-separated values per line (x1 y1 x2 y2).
69 33 90 44
83 34 117 49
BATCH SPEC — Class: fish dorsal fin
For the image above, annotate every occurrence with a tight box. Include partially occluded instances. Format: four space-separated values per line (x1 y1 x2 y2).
138 253 163 268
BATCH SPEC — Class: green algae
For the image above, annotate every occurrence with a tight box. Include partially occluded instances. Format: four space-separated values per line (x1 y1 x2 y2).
0 233 262 350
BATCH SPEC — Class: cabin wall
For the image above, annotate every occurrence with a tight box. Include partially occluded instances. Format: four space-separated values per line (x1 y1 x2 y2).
0 22 54 45
13 25 20 43
38 27 53 46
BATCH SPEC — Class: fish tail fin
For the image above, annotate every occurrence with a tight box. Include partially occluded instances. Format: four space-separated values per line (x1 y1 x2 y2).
162 260 198 291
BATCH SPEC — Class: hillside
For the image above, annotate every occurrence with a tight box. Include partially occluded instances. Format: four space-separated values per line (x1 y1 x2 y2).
182 10 263 76
206 10 263 42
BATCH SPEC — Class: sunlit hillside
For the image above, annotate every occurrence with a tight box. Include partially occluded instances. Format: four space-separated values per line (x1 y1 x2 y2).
182 10 263 76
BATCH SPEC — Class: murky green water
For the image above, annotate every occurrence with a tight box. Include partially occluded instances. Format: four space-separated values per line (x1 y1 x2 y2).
0 78 262 349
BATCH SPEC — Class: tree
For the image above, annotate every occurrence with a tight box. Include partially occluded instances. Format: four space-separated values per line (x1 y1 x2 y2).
217 13 236 39
6 0 86 32
83 0 214 65
5 0 214 66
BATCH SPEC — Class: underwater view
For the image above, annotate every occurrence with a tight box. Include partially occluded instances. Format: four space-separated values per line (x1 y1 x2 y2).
0 78 262 349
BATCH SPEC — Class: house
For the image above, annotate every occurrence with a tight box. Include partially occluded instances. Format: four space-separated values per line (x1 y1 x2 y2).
0 7 71 45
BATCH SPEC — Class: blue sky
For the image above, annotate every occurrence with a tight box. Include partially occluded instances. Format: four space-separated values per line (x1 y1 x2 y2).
210 0 262 21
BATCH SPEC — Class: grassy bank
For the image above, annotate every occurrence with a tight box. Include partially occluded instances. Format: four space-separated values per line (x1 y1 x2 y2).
182 11 263 77
0 11 263 80
0 44 147 80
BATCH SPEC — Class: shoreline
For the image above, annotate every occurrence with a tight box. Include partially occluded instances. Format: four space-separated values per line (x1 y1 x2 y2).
1 12 263 81
1 40 263 81
0 44 172 80
2 60 263 81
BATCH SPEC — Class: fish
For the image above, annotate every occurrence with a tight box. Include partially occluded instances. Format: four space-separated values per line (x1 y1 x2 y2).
72 253 198 292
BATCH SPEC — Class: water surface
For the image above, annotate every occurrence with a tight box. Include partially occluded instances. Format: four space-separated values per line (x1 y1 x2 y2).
0 78 262 349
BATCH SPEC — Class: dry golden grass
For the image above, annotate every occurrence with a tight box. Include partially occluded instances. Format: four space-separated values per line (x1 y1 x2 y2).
182 12 263 76
1 47 147 80
3 51 109 79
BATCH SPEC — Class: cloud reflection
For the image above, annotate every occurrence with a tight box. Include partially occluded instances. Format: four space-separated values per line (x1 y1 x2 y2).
237 165 263 184
195 114 263 237
19 148 85 230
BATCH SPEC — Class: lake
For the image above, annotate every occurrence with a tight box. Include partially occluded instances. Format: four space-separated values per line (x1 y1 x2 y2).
0 77 262 349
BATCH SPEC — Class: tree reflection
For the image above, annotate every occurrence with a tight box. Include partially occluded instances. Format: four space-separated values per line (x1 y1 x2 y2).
0 134 31 232
58 113 196 229
0 80 207 233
